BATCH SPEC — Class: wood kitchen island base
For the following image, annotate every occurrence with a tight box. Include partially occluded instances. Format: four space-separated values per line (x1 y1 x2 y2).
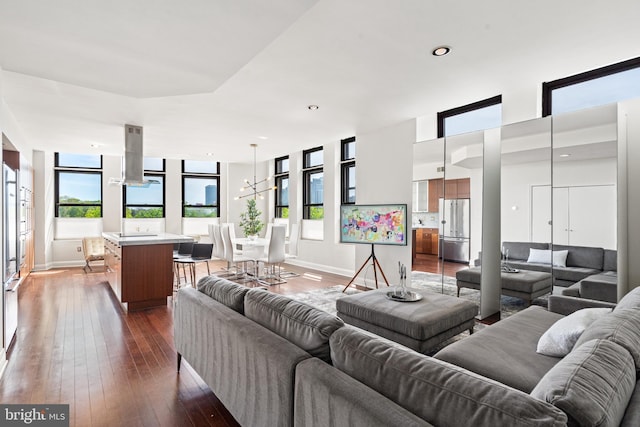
103 232 193 311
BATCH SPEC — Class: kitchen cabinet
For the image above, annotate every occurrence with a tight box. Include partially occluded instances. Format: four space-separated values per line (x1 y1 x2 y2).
456 178 471 198
428 179 443 212
412 180 429 212
103 233 192 311
428 178 470 210
414 228 439 255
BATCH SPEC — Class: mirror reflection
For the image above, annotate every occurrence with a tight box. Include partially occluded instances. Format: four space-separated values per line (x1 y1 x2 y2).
551 104 618 304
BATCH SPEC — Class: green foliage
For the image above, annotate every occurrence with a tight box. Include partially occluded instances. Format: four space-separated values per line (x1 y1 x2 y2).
184 207 218 218
58 205 102 218
126 207 164 218
239 199 264 237
309 206 324 219
280 207 289 219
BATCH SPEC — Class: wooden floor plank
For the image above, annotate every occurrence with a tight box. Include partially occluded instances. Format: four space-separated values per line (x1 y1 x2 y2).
0 262 363 426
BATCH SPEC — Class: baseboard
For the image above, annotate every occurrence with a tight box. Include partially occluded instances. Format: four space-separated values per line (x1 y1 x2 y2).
284 259 353 279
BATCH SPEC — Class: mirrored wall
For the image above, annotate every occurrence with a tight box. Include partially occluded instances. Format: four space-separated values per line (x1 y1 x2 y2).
413 102 621 317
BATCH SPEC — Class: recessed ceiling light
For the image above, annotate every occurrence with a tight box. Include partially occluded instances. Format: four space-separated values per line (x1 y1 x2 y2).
257 136 268 140
559 154 571 158
307 105 319 110
90 143 100 148
432 46 451 56
206 152 214 156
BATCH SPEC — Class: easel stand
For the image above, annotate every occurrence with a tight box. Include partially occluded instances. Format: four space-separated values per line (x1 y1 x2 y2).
343 244 390 292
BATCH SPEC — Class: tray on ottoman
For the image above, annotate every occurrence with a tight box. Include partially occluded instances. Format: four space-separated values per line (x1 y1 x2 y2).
336 288 477 354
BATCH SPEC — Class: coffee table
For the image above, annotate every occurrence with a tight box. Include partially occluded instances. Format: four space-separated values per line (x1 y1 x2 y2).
455 267 552 306
336 288 477 354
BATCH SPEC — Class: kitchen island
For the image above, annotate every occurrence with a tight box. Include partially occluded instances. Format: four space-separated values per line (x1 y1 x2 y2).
103 232 193 311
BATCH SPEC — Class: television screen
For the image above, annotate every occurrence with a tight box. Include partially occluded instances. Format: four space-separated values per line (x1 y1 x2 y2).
340 204 407 246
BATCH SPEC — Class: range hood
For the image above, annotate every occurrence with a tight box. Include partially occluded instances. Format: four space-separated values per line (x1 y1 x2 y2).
109 124 157 187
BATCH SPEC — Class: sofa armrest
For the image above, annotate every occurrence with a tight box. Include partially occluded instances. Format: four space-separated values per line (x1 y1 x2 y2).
580 279 617 303
548 294 616 316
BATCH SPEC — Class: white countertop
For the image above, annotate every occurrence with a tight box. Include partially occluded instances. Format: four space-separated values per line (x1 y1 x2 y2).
102 232 194 246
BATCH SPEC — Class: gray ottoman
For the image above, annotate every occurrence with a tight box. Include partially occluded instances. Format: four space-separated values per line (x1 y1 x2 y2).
336 288 477 354
456 267 552 306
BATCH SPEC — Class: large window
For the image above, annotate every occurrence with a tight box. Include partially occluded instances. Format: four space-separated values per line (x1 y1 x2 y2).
274 156 289 218
303 147 324 219
340 137 356 205
182 160 220 218
123 157 165 218
543 57 640 116
55 152 103 218
437 95 502 138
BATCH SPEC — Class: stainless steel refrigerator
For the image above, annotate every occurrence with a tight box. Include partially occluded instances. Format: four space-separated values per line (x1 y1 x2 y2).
439 198 470 263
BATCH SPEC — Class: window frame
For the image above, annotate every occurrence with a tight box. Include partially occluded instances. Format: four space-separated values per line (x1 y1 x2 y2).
54 152 103 218
542 56 640 117
437 95 502 138
274 156 289 218
302 146 324 220
181 160 221 218
123 159 166 218
340 137 356 205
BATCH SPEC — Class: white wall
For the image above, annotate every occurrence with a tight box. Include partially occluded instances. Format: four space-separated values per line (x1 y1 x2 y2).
355 119 415 288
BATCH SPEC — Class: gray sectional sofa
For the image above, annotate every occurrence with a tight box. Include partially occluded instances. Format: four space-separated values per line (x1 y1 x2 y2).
501 241 617 289
174 274 640 426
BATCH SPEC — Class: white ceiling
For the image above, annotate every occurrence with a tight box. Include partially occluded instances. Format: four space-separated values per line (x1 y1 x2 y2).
1 0 639 163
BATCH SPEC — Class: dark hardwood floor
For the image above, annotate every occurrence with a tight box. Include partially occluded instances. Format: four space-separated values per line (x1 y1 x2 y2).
0 261 351 427
412 253 470 277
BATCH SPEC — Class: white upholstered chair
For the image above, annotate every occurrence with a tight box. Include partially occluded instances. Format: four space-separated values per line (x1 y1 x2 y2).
255 225 286 285
82 236 105 273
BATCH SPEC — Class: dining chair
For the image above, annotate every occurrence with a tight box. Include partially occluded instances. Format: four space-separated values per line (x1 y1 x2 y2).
173 241 194 284
281 222 300 278
208 223 234 277
174 243 214 287
256 225 286 285
221 223 254 281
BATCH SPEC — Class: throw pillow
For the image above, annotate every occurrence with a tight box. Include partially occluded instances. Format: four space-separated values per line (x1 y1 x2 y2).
552 250 568 268
527 248 552 264
537 307 612 357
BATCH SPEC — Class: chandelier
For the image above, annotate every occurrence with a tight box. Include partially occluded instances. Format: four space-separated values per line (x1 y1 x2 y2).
234 144 276 200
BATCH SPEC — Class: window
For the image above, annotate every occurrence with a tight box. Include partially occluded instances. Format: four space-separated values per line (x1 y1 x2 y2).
123 157 165 218
543 57 640 116
182 160 220 218
437 95 502 138
274 156 289 218
341 137 356 205
303 146 324 219
55 152 103 217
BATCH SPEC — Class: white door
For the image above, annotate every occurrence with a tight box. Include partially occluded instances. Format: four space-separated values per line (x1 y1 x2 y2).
568 185 616 249
553 187 570 245
531 185 551 243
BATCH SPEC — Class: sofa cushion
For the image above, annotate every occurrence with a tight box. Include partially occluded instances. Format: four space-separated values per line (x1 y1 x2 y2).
561 283 581 298
621 380 640 427
604 249 617 272
552 266 601 284
197 275 249 314
503 241 549 261
531 339 636 427
434 306 563 393
616 287 640 310
330 326 567 427
536 307 612 357
244 289 344 363
552 244 604 270
574 308 640 369
526 249 568 267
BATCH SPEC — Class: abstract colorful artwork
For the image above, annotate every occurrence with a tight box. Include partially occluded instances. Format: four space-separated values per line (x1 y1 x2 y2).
340 204 407 246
